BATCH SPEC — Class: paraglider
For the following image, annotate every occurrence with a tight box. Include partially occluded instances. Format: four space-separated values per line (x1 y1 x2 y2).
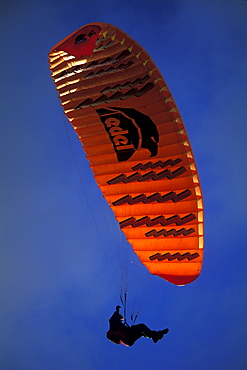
106 305 169 346
49 22 204 320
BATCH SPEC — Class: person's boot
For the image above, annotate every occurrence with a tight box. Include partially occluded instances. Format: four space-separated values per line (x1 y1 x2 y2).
161 328 169 335
152 328 169 343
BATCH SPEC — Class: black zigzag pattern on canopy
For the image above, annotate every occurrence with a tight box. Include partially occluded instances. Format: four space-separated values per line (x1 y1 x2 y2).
149 252 199 261
107 167 186 185
112 190 191 206
100 75 150 93
75 82 154 109
132 158 182 171
120 213 196 228
145 228 195 237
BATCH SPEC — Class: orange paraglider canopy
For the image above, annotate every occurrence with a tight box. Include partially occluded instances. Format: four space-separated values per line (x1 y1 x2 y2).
49 22 204 286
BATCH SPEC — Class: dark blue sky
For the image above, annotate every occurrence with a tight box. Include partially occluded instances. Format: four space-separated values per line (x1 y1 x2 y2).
1 1 247 369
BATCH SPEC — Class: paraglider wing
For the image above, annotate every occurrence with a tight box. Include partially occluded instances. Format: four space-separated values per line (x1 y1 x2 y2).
49 22 204 286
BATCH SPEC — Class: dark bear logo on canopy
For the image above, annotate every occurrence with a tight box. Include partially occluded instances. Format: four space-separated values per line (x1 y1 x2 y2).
96 107 159 162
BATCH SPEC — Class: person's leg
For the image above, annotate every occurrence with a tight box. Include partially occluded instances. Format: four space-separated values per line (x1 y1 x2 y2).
132 323 153 338
121 324 149 346
132 324 169 343
122 324 169 345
